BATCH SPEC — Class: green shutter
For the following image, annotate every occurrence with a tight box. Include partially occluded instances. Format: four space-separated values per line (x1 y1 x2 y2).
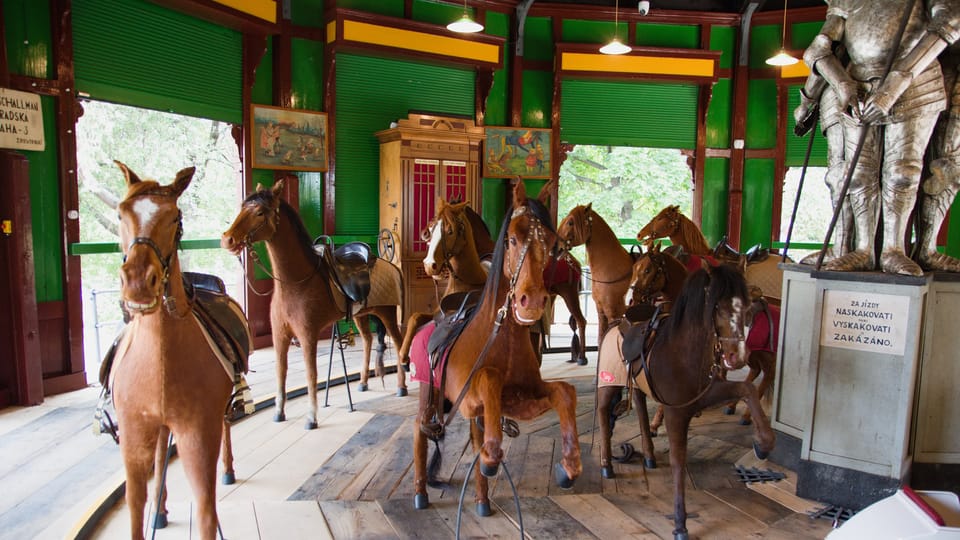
73 0 242 123
560 79 698 148
335 53 474 235
785 84 829 167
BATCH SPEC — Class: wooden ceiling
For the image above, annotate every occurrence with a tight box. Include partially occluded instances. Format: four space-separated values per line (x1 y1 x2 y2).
495 0 823 14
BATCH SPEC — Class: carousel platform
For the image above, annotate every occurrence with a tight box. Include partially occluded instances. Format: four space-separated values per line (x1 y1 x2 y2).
0 319 835 539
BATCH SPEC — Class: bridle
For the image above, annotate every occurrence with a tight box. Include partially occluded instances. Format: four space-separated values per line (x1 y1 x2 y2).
233 198 321 292
121 199 185 316
422 210 485 288
561 207 592 252
630 252 668 304
640 210 681 243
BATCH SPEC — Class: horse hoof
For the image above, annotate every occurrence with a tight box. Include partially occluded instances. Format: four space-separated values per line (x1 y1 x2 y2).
601 465 615 479
565 357 577 363
273 412 285 422
479 461 500 478
739 418 753 426
554 462 574 489
396 387 408 397
673 531 689 540
414 493 429 510
476 501 492 517
753 441 769 460
576 357 588 366
402 362 410 373
305 420 318 430
222 472 236 485
153 512 168 529
357 383 368 392
723 406 736 415
644 457 657 469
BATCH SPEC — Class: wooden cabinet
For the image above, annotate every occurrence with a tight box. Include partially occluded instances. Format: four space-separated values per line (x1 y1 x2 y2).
376 114 484 318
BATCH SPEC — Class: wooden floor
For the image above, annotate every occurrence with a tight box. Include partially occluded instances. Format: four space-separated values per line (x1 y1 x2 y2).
0 320 836 539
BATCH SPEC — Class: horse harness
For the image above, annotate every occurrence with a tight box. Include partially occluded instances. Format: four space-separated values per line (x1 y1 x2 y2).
631 252 669 304
237 199 322 294
424 210 486 290
122 196 185 317
420 206 547 441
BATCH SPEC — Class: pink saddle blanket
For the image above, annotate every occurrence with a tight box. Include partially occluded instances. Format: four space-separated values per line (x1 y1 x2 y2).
410 322 446 389
746 303 780 353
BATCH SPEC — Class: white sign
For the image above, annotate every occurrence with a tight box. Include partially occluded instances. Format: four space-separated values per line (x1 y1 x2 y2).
0 88 44 151
820 290 910 355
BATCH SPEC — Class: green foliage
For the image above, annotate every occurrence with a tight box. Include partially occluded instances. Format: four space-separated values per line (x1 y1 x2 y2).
558 145 694 260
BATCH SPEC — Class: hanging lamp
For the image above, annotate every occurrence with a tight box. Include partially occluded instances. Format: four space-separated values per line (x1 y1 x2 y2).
600 0 632 55
766 1 799 66
447 0 484 33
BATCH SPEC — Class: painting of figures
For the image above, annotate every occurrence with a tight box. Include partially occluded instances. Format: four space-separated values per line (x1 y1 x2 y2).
251 104 328 171
483 127 551 179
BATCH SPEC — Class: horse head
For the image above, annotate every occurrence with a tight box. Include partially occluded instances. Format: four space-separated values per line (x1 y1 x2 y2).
502 179 557 325
116 161 194 315
626 242 667 306
221 179 286 255
556 202 593 252
421 198 473 278
636 204 681 247
704 265 751 371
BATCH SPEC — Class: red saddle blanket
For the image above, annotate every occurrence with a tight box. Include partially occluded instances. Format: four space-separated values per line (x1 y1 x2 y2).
683 254 720 273
746 303 780 353
410 322 446 389
544 255 580 289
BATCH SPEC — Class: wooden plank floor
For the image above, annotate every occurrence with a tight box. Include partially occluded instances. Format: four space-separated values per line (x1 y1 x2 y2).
1 317 836 539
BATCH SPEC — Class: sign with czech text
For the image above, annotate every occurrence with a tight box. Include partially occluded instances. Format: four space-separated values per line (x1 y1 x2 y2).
0 88 44 151
820 290 910 355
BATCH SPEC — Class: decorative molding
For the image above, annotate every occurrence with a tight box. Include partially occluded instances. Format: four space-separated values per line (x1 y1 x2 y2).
557 44 720 84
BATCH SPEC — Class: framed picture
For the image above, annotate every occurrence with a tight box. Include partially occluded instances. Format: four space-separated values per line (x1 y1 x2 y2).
251 104 328 171
483 126 551 179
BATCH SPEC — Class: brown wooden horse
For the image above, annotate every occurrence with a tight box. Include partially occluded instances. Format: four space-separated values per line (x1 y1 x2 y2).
636 204 712 255
412 180 582 515
112 162 237 539
221 180 407 430
598 264 774 540
557 203 635 346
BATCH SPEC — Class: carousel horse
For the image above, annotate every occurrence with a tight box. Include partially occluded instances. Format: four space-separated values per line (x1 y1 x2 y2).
557 203 636 345
636 205 712 255
597 264 774 540
111 162 245 539
411 180 582 515
221 179 407 430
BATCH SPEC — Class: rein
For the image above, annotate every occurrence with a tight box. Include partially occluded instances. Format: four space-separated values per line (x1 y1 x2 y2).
234 200 323 293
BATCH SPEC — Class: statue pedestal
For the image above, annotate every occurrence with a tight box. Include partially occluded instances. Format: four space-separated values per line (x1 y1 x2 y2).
772 265 940 509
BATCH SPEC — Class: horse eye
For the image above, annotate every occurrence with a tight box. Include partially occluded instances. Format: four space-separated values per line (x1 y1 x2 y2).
509 236 517 246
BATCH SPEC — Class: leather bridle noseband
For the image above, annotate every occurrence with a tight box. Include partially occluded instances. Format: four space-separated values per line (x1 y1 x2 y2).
122 203 184 315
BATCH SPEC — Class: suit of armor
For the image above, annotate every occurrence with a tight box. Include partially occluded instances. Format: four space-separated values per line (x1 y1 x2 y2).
795 0 959 275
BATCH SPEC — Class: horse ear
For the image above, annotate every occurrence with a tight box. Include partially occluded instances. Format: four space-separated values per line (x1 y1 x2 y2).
537 178 555 206
512 176 527 206
653 242 662 253
114 161 142 186
700 256 712 272
255 182 265 192
272 178 286 196
170 166 196 197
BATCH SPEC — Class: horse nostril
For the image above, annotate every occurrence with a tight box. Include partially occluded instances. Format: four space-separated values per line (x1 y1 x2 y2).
519 294 528 308
221 235 234 249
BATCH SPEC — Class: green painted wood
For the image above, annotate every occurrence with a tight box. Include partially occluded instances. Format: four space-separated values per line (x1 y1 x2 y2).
73 0 242 123
786 84 828 167
701 157 730 246
334 53 473 235
521 70 553 129
482 178 507 238
252 38 274 106
289 0 324 27
3 0 52 78
634 22 700 49
562 18 619 45
560 80 698 149
290 38 324 112
792 20 824 51
706 78 732 149
745 79 777 149
710 25 736 70
337 0 403 17
411 0 463 27
749 24 782 70
22 95 63 302
741 158 775 249
484 11 511 127
524 16 555 63
298 171 324 239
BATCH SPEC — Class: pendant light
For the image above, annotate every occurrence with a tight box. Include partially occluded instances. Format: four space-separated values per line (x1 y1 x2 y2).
766 1 799 66
600 0 632 55
447 0 484 33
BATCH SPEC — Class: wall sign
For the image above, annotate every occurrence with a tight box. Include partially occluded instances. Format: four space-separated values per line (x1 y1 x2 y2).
0 88 44 151
820 290 910 355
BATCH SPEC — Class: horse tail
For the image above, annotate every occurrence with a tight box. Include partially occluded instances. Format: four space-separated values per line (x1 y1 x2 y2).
426 438 448 488
375 317 386 382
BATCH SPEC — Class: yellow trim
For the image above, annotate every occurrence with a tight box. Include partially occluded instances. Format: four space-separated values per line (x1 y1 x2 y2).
212 0 276 23
780 61 810 79
327 21 337 44
343 20 499 64
562 52 715 78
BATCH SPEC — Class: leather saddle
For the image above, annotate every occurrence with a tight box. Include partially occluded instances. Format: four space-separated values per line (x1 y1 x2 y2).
427 290 481 362
618 302 669 378
315 239 376 306
712 235 769 264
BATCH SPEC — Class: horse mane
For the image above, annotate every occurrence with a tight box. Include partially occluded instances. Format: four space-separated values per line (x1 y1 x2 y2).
677 213 711 254
124 179 175 200
662 263 747 337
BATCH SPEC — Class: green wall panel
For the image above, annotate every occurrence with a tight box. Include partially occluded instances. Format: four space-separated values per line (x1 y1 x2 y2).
298 172 324 239
710 25 736 70
634 23 700 48
291 38 324 111
524 16 555 63
741 158 775 248
335 54 473 235
290 0 324 27
785 83 828 167
74 0 242 123
252 38 274 106
563 19 618 45
745 79 777 148
792 21 823 51
521 70 552 128
948 199 960 258
560 79 698 148
483 11 511 127
4 0 52 78
748 24 781 70
412 0 463 27
701 157 729 245
482 178 507 237
23 95 63 302
337 0 403 17
705 78 732 149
